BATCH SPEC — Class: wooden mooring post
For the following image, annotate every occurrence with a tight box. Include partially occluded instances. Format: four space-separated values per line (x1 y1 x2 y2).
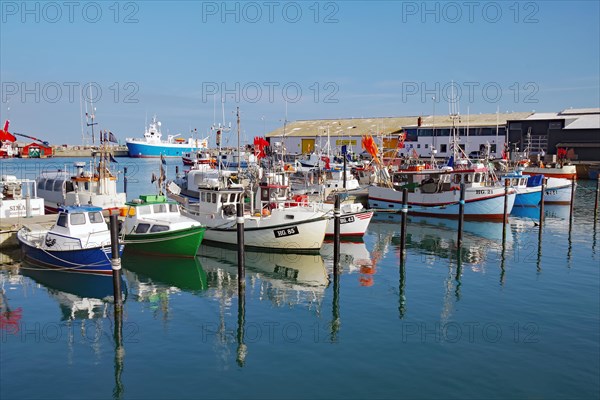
457 183 465 249
569 177 576 222
502 179 510 242
236 200 245 288
399 188 408 258
333 194 341 276
108 212 123 309
539 177 547 226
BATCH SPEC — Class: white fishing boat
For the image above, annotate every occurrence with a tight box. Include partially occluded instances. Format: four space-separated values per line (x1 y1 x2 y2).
1 175 45 219
543 177 574 204
36 161 126 213
263 170 373 238
368 162 516 220
168 177 328 253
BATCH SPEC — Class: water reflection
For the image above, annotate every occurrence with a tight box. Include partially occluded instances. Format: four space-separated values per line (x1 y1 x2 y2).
20 263 119 320
511 204 571 221
321 241 374 285
122 253 206 321
371 213 510 268
198 244 329 310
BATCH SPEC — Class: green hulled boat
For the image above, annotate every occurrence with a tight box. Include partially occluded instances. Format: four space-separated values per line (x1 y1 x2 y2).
121 195 206 257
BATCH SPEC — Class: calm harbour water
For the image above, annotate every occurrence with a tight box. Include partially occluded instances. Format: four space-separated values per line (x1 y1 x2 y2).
1 158 599 399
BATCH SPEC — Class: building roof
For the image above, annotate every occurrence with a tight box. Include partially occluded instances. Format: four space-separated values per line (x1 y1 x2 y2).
559 108 600 115
563 114 600 130
266 112 532 138
555 142 600 148
524 112 561 120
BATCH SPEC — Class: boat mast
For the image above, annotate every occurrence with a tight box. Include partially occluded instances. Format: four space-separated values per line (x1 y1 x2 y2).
237 106 241 176
86 85 97 146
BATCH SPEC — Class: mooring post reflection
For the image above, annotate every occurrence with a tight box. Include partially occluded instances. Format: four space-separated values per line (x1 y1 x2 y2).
399 256 406 319
500 240 507 286
113 305 125 400
455 248 462 301
400 188 408 260
457 184 465 249
330 272 340 343
236 285 247 367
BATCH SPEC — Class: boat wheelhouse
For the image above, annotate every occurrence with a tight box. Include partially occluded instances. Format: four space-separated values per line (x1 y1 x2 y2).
121 195 206 257
35 162 126 213
499 170 542 207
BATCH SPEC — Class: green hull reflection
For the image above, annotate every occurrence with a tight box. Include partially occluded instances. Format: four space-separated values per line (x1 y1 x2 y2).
122 252 207 293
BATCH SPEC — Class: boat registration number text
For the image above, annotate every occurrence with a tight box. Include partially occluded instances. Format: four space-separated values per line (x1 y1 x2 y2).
546 190 558 195
340 216 355 224
475 190 493 195
274 226 299 238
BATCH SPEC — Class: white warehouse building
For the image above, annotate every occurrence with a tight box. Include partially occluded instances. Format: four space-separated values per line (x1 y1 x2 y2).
265 112 533 159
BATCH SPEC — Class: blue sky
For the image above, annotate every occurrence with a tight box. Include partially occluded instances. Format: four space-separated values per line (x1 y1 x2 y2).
1 1 599 146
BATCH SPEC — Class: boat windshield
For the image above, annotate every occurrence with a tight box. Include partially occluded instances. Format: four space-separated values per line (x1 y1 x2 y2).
89 211 104 224
70 213 86 225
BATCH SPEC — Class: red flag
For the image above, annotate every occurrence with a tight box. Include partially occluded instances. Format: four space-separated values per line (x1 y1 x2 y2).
0 120 16 142
253 136 269 159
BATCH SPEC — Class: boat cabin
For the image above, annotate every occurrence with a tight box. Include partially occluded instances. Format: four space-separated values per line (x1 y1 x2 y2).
195 186 245 217
36 162 119 206
392 166 494 194
122 195 190 234
45 206 110 249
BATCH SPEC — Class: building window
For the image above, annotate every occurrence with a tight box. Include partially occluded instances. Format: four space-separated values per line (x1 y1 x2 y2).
425 144 429 149
440 144 447 153
417 144 421 149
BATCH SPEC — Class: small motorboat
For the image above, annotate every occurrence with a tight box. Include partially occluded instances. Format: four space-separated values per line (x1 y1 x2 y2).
17 205 122 275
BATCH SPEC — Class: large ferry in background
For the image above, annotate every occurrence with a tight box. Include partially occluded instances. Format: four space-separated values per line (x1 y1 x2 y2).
125 115 208 158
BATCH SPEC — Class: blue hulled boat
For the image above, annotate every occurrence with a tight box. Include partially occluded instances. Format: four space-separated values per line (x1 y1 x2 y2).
17 205 123 275
499 170 543 207
125 115 208 158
